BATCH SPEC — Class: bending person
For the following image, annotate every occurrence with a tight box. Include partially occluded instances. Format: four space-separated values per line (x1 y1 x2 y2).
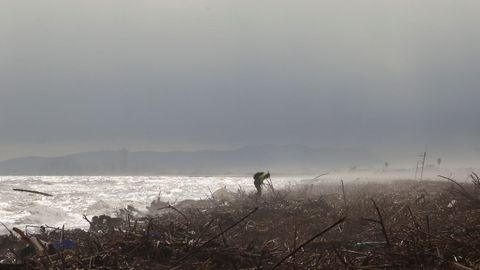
253 171 270 196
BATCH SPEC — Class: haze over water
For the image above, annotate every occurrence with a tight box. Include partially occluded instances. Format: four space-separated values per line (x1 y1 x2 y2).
1 167 472 235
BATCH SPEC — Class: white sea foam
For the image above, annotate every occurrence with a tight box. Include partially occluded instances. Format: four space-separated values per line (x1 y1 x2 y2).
0 175 301 234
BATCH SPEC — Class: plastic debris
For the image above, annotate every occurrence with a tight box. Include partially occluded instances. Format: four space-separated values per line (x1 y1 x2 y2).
52 239 76 250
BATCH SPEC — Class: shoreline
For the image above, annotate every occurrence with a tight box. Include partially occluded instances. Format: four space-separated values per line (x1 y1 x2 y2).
1 178 480 269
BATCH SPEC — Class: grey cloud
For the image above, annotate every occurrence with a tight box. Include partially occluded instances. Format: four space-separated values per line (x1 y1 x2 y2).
1 0 480 163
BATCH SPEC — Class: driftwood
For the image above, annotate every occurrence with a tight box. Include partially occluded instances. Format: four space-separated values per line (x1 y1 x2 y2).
12 228 46 256
1 178 480 269
371 198 390 246
12 188 53 197
271 216 347 269
0 222 14 239
173 206 259 267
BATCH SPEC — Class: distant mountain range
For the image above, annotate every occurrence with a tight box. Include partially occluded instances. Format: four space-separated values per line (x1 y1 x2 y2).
0 145 381 175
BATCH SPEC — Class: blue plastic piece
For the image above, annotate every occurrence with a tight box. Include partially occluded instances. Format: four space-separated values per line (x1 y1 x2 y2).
53 239 76 250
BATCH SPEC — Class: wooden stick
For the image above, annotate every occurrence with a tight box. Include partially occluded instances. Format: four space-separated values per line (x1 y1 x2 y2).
271 216 347 270
158 205 189 224
172 207 259 268
406 205 419 228
13 188 53 197
13 227 46 256
447 261 474 270
198 207 258 249
0 221 15 239
371 199 390 246
438 175 475 201
311 173 329 180
292 214 298 268
341 179 347 211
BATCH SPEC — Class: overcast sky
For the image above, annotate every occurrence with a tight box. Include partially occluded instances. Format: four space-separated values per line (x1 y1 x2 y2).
1 1 480 164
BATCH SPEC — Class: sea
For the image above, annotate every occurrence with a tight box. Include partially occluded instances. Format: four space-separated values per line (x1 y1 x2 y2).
0 175 303 234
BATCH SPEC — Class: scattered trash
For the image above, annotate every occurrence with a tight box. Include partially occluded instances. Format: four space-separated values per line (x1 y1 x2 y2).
1 178 480 269
19 245 36 257
52 239 76 250
212 187 236 203
85 214 122 232
354 241 387 249
448 199 457 208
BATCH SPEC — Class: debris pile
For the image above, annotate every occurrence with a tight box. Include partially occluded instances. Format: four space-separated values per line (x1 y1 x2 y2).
2 175 480 269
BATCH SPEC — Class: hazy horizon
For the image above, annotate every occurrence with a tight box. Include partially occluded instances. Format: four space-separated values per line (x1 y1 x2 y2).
2 1 480 167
